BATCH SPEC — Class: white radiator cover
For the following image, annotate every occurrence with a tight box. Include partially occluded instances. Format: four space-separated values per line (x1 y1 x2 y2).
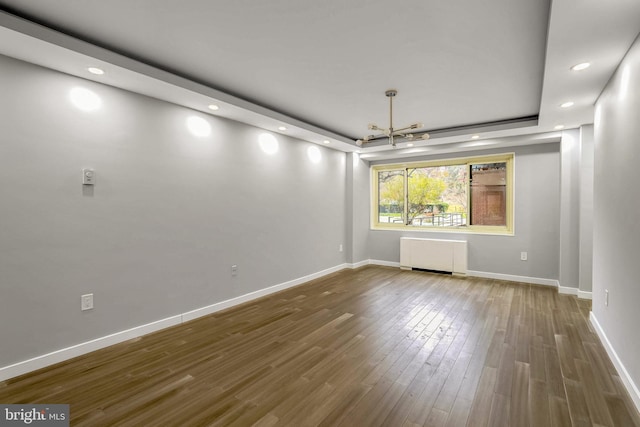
400 237 467 274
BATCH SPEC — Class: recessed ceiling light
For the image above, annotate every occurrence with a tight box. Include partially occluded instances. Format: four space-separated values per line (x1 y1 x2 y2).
278 126 287 131
554 125 565 130
571 62 591 71
560 101 574 108
323 140 330 144
87 67 104 75
208 104 219 111
471 135 480 140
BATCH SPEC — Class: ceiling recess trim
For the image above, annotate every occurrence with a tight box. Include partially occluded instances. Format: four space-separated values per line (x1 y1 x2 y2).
426 115 539 137
359 115 539 148
0 10 357 151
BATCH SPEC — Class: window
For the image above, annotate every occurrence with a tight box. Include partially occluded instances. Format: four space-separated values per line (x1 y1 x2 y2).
372 153 513 233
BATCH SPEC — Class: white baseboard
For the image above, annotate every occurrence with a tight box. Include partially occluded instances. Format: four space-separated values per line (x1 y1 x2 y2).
467 270 559 288
460 270 591 299
347 259 370 269
590 312 640 414
558 287 592 300
369 259 401 268
559 285 578 296
182 263 348 322
0 315 182 383
0 263 349 382
577 290 593 300
346 259 399 269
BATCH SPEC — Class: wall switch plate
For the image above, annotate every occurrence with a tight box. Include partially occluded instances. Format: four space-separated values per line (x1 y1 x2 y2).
231 265 238 276
520 251 528 261
605 289 609 306
339 244 343 252
81 293 94 311
82 168 95 185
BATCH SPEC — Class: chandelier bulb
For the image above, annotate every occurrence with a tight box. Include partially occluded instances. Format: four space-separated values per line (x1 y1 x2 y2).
422 133 431 140
356 139 363 146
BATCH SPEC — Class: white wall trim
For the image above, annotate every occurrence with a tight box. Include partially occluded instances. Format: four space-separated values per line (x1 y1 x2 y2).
558 286 578 296
467 270 559 288
0 263 349 382
577 290 593 300
369 259 401 268
558 286 592 299
347 260 370 269
182 263 348 322
0 315 182 383
590 312 640 413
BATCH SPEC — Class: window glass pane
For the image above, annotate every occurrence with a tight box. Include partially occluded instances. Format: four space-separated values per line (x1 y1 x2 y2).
407 165 467 227
378 170 405 224
470 162 507 226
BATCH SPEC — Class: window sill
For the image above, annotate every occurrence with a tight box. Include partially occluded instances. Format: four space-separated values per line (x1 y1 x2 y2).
371 225 514 236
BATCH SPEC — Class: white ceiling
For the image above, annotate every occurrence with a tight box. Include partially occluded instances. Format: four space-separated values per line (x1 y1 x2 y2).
0 1 639 158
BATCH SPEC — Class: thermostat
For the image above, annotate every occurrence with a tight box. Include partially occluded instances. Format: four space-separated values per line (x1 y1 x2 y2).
82 168 95 185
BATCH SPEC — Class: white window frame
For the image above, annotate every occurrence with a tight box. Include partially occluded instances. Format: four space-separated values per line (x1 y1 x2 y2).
371 153 514 235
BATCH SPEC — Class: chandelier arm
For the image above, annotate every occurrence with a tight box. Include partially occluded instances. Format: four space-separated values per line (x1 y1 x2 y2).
358 89 427 147
366 132 387 140
393 125 420 134
394 123 423 133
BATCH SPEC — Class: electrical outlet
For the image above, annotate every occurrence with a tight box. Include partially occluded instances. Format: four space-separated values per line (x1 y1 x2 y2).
231 264 238 276
82 168 95 185
81 294 94 311
605 289 609 306
520 251 528 261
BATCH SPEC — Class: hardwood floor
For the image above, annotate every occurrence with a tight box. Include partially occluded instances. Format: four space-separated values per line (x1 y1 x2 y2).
1 266 639 426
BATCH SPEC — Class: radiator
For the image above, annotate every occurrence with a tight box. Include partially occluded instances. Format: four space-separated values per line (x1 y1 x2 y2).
400 237 467 275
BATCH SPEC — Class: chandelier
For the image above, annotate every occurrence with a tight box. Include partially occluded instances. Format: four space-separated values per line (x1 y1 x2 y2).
356 89 430 147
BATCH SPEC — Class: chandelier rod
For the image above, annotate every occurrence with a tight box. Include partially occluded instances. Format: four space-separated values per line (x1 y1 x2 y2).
389 91 394 146
356 89 429 147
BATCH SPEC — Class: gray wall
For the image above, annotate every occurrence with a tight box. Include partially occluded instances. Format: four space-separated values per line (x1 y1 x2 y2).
559 129 581 289
367 144 561 280
345 153 370 264
593 35 640 394
0 54 347 367
579 125 594 294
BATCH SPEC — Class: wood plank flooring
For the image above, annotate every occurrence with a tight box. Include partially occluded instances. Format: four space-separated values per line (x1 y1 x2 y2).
1 266 639 426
